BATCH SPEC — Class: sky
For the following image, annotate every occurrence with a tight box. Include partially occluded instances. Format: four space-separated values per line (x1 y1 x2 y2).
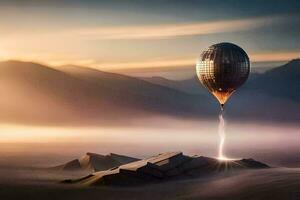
0 0 299 72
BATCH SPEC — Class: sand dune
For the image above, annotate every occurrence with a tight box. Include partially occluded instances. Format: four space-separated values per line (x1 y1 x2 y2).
0 162 298 200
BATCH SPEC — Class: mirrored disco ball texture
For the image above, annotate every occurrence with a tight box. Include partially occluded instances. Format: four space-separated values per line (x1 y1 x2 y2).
196 42 250 107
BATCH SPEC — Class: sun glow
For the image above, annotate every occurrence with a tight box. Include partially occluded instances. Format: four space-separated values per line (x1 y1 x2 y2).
218 156 237 161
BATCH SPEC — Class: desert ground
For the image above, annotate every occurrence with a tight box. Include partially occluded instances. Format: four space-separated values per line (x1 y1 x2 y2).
1 119 300 200
0 166 299 200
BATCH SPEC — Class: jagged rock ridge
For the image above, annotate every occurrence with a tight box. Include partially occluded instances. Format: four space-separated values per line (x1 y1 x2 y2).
66 152 269 186
52 152 140 172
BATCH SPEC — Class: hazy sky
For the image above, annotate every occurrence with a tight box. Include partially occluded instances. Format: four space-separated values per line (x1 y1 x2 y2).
0 0 299 70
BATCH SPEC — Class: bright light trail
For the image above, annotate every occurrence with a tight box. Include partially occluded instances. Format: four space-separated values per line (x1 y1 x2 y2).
218 111 228 160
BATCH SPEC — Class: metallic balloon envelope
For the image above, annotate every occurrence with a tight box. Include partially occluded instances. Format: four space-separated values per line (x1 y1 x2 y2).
196 43 250 107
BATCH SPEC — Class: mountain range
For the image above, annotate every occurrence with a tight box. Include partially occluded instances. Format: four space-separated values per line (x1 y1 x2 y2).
0 59 299 125
0 60 214 125
143 59 300 123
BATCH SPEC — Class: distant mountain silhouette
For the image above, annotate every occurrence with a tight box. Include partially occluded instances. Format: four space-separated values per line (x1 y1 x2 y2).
0 60 214 125
246 59 300 101
142 76 209 96
144 59 300 99
64 152 269 186
0 60 142 125
144 59 300 122
52 152 139 172
0 59 299 125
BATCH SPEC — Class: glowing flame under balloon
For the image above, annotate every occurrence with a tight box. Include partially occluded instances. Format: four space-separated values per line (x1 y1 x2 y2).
212 90 235 108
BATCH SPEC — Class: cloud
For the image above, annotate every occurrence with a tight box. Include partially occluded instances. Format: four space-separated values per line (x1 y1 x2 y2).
71 17 277 40
92 50 300 70
251 51 300 62
91 57 194 70
0 14 297 70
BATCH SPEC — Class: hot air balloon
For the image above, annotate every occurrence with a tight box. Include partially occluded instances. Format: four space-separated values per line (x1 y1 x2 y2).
196 42 250 109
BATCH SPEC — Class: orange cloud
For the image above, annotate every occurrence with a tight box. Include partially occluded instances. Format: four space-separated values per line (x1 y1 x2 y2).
94 57 195 70
72 17 276 40
96 51 300 71
251 51 300 62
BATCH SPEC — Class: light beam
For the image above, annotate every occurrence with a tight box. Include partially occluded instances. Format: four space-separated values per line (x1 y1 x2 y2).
218 111 229 160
